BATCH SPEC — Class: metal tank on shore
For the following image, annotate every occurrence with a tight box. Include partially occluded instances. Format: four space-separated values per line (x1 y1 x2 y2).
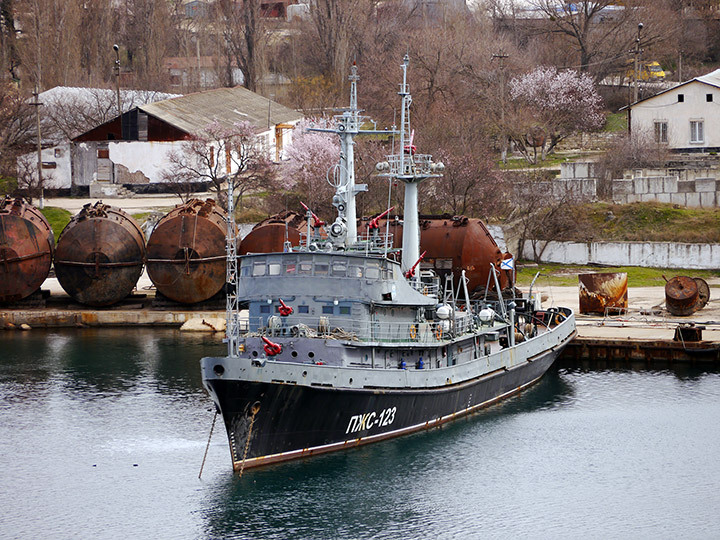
146 199 230 304
0 197 54 303
54 202 145 306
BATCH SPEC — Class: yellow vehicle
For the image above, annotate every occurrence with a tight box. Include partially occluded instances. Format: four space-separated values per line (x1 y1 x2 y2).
626 61 666 82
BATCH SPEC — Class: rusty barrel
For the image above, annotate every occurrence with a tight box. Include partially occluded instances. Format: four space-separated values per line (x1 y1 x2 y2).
578 272 629 314
0 197 54 302
665 276 703 316
146 199 230 304
54 202 145 306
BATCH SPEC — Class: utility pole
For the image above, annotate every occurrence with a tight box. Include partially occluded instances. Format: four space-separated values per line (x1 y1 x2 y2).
492 50 509 163
678 50 683 83
31 86 43 209
633 23 643 104
113 44 122 140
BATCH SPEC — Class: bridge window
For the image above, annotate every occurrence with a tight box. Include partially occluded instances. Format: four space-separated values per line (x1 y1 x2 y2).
252 262 266 276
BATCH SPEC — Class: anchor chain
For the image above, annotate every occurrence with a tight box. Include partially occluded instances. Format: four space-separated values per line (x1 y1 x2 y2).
198 410 218 479
238 402 261 478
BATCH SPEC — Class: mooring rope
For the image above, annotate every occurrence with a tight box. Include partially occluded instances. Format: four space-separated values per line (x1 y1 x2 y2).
198 410 218 479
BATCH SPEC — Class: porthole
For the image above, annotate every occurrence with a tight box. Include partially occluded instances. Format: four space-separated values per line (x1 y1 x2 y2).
291 351 298 358
349 378 353 384
213 364 225 376
302 371 307 377
308 351 315 358
252 350 258 357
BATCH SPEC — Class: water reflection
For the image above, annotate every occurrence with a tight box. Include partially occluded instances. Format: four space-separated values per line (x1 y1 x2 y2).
3 331 720 539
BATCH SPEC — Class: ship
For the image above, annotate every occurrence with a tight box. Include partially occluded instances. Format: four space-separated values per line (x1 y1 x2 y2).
200 56 577 472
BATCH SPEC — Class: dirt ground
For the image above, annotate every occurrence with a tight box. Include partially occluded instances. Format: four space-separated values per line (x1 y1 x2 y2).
534 283 720 342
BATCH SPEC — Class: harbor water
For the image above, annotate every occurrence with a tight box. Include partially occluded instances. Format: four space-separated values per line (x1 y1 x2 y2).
2 329 720 539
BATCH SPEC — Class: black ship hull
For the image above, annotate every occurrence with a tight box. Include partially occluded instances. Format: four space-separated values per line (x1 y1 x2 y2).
207 347 561 470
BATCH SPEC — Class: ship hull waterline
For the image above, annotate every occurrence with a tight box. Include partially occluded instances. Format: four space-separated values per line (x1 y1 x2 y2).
203 342 570 471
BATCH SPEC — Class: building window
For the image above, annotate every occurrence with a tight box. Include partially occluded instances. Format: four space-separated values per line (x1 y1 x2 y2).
322 306 333 314
690 120 704 143
654 121 668 143
678 94 685 102
707 94 714 102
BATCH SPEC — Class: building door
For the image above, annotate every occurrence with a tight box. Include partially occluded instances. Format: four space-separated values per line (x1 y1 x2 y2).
96 146 113 183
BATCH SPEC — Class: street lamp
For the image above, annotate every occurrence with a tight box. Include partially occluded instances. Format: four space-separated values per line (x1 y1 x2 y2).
32 85 43 209
633 23 643 103
113 44 122 139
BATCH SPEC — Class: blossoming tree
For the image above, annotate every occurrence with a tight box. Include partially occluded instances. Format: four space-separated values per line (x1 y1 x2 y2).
508 67 604 163
281 118 340 214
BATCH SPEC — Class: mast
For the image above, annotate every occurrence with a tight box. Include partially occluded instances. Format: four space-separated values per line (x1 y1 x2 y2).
377 55 444 283
225 178 239 357
308 63 391 247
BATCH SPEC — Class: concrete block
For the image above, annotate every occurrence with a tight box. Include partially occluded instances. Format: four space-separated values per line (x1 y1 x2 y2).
647 177 664 194
626 194 639 203
670 193 687 206
663 176 678 193
677 180 695 193
560 162 574 179
640 194 655 202
695 177 717 192
699 192 716 207
686 192 701 207
634 177 649 194
657 193 671 203
612 179 634 197
575 163 589 178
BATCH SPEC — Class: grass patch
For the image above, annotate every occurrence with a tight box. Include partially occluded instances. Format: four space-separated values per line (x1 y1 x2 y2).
131 212 152 224
236 207 269 223
568 202 720 243
603 111 627 132
40 206 72 242
499 153 583 170
0 176 17 196
516 262 720 287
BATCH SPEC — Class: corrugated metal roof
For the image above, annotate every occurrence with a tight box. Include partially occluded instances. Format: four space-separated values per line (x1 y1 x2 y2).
140 86 303 135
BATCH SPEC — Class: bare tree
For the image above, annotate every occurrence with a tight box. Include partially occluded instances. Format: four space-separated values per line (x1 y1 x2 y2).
162 120 276 210
212 0 269 91
491 0 678 82
506 171 583 262
15 153 50 204
0 83 34 183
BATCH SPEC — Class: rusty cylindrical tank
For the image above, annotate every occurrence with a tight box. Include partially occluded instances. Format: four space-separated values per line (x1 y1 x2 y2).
0 197 54 302
239 210 305 255
578 272 628 315
146 199 231 304
54 202 145 306
416 216 512 293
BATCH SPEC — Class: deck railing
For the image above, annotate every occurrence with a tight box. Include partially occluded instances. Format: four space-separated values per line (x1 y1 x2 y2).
246 313 483 344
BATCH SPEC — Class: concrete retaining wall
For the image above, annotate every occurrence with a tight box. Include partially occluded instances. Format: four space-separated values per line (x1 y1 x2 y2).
522 239 720 269
559 162 720 207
